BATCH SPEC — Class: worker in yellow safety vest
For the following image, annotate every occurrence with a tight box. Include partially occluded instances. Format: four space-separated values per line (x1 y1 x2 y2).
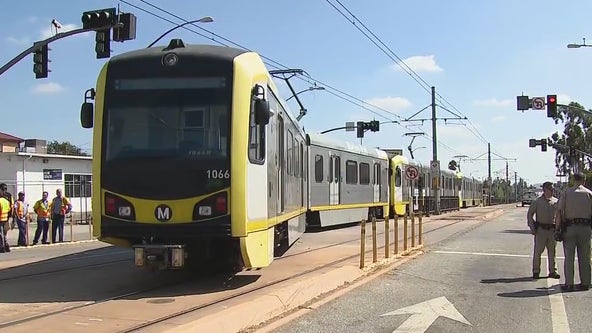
0 185 12 252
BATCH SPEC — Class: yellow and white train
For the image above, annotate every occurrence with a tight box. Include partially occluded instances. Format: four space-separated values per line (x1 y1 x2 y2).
389 155 483 217
80 40 390 270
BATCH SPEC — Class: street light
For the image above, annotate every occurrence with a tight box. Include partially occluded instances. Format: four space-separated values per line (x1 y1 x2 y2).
286 86 325 101
567 37 592 49
147 16 214 48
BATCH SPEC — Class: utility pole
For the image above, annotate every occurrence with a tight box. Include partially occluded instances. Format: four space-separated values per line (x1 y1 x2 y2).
514 171 518 202
505 161 509 204
398 86 467 215
488 143 491 206
431 86 440 215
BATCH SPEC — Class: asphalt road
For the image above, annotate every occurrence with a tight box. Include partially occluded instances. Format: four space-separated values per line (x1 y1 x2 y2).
271 206 592 333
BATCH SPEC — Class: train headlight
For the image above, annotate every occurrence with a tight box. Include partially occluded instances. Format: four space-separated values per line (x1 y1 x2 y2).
118 206 132 217
193 192 228 221
198 206 212 216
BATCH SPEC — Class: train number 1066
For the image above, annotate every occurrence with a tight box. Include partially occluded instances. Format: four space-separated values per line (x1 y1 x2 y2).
206 169 230 179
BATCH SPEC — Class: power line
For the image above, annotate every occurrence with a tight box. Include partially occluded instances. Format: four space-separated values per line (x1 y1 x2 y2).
324 0 495 150
120 0 466 155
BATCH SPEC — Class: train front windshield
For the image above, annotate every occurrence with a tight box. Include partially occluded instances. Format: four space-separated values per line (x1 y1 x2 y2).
101 77 232 200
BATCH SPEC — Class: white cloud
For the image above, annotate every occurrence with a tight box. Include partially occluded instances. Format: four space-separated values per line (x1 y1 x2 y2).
32 82 66 94
40 23 81 39
557 94 572 105
364 96 412 114
473 98 513 107
392 55 443 73
6 36 30 45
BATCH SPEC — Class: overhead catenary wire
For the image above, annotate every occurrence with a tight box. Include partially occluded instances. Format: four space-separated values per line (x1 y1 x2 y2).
324 0 500 153
119 0 466 156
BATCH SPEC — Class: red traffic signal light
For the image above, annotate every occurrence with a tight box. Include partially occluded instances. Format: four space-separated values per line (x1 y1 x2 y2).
547 94 557 118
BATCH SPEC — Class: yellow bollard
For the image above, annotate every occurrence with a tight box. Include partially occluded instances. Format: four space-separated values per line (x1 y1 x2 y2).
394 213 399 256
372 216 377 263
360 219 366 269
411 212 416 248
419 212 423 245
385 215 390 258
403 209 408 252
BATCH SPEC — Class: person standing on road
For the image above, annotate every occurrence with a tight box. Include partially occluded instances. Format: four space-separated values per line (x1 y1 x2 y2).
527 181 560 280
555 173 592 292
13 192 30 247
0 186 12 252
32 191 51 245
50 189 72 243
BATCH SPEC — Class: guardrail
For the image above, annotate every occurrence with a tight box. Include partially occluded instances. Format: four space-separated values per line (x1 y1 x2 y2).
360 204 424 269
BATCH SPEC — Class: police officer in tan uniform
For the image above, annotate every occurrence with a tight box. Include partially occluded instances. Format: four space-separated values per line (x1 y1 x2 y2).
555 173 592 292
527 181 560 279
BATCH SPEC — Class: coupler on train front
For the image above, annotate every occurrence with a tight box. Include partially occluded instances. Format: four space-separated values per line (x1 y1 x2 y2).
133 244 187 270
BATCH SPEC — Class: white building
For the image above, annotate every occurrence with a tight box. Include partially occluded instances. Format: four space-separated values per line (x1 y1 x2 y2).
0 134 92 215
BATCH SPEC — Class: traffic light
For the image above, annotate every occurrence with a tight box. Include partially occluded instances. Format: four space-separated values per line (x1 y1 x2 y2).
32 44 49 79
547 94 557 118
82 8 117 29
113 13 137 42
357 121 365 138
517 95 530 110
529 139 537 148
541 139 547 152
95 29 111 59
369 120 380 132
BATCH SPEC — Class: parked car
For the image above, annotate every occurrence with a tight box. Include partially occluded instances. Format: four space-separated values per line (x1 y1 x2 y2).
521 191 539 206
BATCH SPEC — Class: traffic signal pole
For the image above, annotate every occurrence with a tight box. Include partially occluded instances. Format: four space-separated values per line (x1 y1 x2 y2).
431 86 441 215
0 26 108 77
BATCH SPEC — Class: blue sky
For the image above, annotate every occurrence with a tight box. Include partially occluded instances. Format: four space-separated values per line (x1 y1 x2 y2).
2 1 591 185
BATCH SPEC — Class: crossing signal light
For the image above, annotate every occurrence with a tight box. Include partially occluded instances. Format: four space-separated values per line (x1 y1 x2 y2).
95 29 111 59
547 94 557 118
33 44 49 79
82 8 117 29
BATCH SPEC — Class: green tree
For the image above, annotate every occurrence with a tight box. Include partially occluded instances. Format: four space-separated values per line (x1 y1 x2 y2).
46 141 89 156
548 102 592 174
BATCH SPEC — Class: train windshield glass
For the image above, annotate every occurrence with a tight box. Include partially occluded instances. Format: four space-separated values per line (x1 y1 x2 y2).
104 79 230 162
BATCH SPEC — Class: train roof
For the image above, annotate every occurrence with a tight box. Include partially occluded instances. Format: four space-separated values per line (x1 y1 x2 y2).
110 41 247 63
306 133 388 160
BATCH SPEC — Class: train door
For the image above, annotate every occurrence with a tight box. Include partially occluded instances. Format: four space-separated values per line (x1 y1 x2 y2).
373 162 381 202
329 155 340 204
278 117 285 213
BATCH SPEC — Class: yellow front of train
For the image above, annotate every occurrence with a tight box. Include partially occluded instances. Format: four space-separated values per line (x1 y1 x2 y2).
81 40 276 270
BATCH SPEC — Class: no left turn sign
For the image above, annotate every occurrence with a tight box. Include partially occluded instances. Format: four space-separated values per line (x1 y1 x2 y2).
405 166 419 180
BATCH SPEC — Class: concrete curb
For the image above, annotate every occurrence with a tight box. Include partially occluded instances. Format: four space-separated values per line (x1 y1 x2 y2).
9 239 98 251
163 248 425 333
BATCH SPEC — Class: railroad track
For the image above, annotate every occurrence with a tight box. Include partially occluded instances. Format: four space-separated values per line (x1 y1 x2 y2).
0 208 504 332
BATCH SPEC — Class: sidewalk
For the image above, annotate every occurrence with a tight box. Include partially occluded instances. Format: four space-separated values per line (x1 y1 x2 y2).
5 222 95 247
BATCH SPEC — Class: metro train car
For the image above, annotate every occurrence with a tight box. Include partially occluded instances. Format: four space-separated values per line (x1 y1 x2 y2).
389 155 483 216
305 133 390 228
79 39 389 271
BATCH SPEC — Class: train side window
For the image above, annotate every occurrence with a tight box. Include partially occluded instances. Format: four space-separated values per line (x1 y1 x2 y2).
287 131 293 175
360 162 370 185
395 166 402 187
346 160 358 184
315 155 323 183
248 87 269 164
